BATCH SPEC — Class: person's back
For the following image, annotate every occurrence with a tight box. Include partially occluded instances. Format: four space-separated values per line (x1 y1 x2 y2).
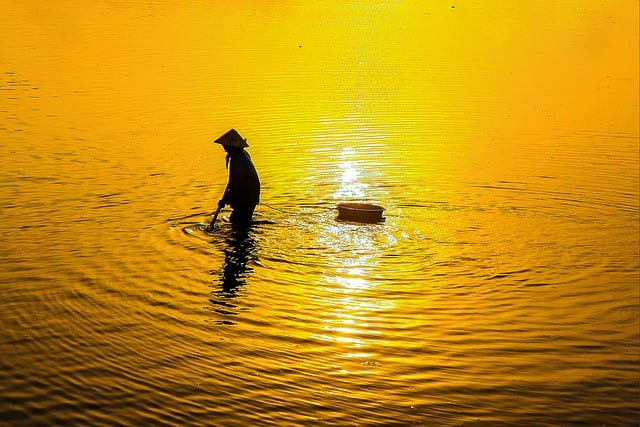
223 147 260 214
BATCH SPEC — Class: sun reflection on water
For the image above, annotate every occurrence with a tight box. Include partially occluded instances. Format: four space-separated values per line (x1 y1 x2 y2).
335 270 368 292
311 223 399 375
334 147 367 200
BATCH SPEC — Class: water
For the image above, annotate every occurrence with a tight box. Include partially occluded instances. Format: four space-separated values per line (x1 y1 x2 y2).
1 1 638 426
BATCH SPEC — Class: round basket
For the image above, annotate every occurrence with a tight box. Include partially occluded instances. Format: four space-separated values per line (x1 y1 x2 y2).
336 202 385 223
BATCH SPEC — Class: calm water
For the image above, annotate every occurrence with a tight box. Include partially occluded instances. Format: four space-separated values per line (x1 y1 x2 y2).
1 1 639 426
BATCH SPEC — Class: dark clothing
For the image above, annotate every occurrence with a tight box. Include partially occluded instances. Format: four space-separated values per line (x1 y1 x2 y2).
220 149 260 224
229 205 256 226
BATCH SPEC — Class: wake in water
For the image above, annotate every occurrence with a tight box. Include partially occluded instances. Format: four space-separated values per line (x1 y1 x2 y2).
168 209 277 240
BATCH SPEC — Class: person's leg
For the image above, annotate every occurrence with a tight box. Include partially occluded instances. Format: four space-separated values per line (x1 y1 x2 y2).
230 205 255 226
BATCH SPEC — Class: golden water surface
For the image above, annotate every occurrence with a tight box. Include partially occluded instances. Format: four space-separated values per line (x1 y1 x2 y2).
1 1 638 426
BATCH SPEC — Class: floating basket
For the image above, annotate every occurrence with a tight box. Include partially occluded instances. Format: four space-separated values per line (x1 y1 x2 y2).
336 202 385 223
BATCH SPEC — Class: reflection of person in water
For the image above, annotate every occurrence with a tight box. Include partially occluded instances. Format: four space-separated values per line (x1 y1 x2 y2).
213 227 257 297
212 128 260 228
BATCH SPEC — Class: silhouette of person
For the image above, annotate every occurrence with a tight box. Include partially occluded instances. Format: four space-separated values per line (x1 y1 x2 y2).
211 129 260 228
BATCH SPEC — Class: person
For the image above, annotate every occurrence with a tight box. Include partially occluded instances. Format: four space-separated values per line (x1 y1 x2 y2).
210 129 260 228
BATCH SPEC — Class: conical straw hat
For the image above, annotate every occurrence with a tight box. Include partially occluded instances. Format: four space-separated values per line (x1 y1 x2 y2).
214 129 249 147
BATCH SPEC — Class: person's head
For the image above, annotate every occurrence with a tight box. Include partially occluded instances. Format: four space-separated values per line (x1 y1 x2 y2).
222 144 243 155
214 128 249 151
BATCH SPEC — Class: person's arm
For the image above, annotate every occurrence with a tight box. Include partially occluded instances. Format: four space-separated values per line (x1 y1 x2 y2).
219 157 247 208
219 182 231 207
